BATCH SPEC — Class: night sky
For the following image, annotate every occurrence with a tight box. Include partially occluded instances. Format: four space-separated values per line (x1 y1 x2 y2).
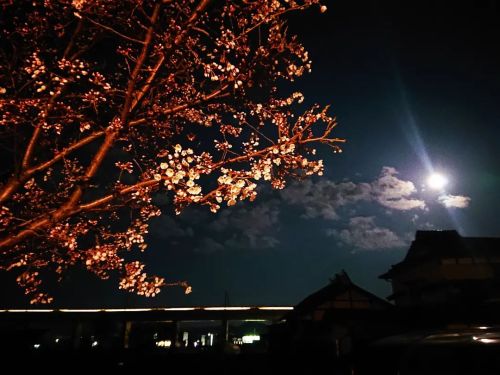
2 0 500 308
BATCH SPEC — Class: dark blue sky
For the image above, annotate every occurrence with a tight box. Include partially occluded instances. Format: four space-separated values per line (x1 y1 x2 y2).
2 0 500 308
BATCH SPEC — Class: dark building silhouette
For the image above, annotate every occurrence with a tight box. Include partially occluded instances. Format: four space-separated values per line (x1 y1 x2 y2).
362 231 500 375
290 270 392 319
380 230 500 309
4 231 500 374
272 271 393 359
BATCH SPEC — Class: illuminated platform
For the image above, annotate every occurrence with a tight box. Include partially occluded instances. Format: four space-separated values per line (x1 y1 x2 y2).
0 306 293 322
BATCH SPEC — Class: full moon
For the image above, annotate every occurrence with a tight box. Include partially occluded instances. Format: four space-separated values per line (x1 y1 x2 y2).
427 173 448 190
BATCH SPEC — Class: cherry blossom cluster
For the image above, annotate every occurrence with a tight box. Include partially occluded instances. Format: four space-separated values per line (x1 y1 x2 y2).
119 261 165 297
0 0 341 304
84 244 124 278
153 144 209 213
17 271 53 304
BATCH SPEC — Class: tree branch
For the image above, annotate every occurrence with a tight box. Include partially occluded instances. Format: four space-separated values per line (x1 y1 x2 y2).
83 15 146 45
128 84 230 126
130 54 165 112
120 4 161 122
0 130 105 205
164 84 230 115
63 19 83 59
0 122 342 250
27 131 106 175
19 16 86 172
0 3 164 241
20 93 61 171
77 180 158 212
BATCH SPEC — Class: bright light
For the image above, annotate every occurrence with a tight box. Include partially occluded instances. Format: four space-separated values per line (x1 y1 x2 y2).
0 306 293 313
6 309 53 313
258 306 293 310
427 173 448 190
155 340 172 348
162 307 195 311
91 340 98 347
33 344 40 349
242 335 260 344
473 336 499 344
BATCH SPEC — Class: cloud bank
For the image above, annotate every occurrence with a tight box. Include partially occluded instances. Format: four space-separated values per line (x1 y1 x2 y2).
438 194 471 208
372 167 426 210
151 166 471 253
327 216 407 250
281 166 426 219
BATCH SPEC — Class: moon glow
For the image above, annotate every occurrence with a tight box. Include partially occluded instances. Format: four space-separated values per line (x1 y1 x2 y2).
427 173 448 190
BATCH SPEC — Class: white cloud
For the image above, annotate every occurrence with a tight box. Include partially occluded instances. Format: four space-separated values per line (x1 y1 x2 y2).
438 194 471 208
371 166 426 210
280 179 372 220
280 166 425 219
327 216 406 251
150 167 470 254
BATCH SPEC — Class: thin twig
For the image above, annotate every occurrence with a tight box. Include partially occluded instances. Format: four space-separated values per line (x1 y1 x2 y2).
84 16 145 45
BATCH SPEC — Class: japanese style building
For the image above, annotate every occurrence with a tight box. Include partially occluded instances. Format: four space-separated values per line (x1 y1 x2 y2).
288 271 392 320
272 271 393 357
380 230 500 309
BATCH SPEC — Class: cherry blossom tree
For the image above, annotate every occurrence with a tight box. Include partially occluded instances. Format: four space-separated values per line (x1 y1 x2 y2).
0 0 343 304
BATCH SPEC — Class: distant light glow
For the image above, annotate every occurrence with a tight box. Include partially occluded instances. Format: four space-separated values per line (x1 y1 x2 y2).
427 173 448 190
33 344 40 349
203 307 251 311
473 336 500 344
7 309 53 313
242 335 260 344
104 308 152 312
163 307 196 311
91 340 98 347
244 319 267 322
0 306 293 313
155 340 172 348
258 306 294 311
